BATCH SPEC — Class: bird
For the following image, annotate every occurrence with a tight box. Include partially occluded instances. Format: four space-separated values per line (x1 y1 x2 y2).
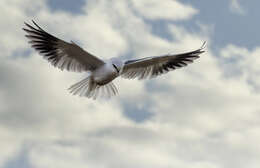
23 20 206 99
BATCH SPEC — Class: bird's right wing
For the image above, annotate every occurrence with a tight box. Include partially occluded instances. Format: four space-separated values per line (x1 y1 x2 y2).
23 20 105 72
121 42 206 80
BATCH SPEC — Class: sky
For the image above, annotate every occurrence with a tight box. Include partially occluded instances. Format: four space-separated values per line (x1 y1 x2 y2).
0 0 260 168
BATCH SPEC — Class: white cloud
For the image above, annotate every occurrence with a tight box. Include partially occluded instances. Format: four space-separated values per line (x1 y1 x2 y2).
0 0 260 168
230 0 246 15
220 44 260 91
0 0 46 58
131 0 198 20
0 127 23 166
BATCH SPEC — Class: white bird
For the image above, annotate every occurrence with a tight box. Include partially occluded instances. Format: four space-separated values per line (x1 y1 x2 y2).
23 20 206 99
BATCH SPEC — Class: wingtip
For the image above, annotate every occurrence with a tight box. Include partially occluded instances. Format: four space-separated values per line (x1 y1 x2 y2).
201 41 207 49
31 20 38 27
22 27 27 32
23 21 30 33
30 19 44 31
23 20 36 29
23 20 36 26
23 21 31 28
23 20 38 33
31 19 36 25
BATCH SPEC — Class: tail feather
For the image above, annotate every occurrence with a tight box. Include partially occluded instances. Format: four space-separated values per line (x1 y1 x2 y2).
68 76 118 99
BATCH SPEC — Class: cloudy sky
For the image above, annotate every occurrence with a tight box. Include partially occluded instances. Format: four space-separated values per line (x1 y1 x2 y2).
0 0 260 167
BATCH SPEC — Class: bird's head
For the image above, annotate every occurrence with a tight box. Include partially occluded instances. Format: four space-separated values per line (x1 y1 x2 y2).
110 58 123 74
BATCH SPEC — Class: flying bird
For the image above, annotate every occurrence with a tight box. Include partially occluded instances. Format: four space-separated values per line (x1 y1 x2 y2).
23 20 206 99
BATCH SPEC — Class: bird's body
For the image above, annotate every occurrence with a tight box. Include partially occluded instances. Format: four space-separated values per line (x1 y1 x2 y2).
92 60 119 85
23 20 206 99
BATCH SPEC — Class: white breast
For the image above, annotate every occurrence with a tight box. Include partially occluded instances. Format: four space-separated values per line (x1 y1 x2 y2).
92 63 118 85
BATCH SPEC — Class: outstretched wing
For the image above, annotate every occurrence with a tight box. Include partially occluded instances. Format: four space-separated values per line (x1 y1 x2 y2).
23 20 105 72
121 42 206 80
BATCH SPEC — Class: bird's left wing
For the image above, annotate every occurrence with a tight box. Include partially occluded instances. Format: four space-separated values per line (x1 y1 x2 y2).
121 42 206 80
23 20 105 72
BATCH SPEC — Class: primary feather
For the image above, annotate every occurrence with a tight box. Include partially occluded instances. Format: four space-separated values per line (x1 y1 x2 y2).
23 20 104 72
121 42 206 80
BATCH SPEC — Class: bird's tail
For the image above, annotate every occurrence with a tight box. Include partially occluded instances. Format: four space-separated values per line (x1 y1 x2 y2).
68 76 118 99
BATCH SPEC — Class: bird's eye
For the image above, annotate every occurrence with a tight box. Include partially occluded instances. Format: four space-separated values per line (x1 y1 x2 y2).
112 64 119 73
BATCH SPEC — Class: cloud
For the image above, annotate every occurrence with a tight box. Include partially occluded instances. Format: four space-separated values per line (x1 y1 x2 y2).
131 0 198 20
0 0 260 168
229 0 246 15
220 44 260 91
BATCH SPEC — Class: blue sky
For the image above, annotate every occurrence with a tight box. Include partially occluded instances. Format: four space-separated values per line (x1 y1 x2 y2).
183 0 260 49
0 0 260 168
47 0 260 49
